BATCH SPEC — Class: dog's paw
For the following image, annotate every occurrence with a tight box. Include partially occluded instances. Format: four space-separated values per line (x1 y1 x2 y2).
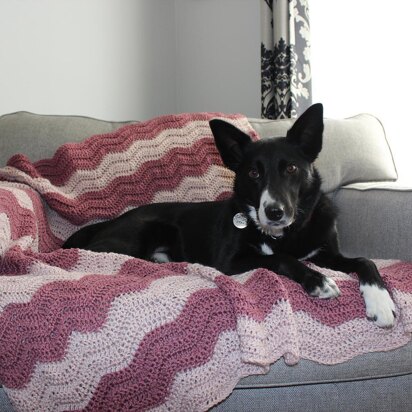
360 283 396 328
309 275 341 299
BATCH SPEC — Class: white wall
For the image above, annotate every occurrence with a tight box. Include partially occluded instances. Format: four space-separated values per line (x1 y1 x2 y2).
0 0 177 121
0 0 260 121
175 0 261 116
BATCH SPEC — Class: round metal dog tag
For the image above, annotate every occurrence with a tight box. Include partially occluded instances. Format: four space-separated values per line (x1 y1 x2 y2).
233 213 248 229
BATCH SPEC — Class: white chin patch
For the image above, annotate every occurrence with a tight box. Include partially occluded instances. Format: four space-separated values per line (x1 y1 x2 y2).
360 283 396 328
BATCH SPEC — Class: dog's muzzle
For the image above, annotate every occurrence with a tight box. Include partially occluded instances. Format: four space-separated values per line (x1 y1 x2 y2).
247 202 293 237
260 202 293 228
254 189 295 236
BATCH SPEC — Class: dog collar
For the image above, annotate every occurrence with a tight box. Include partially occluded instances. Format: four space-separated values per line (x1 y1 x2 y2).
233 212 248 229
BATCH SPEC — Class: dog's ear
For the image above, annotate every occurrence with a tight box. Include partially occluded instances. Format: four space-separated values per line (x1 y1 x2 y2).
286 103 324 162
209 119 252 171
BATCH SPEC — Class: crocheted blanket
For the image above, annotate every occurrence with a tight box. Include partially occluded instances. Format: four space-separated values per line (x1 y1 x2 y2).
0 113 411 412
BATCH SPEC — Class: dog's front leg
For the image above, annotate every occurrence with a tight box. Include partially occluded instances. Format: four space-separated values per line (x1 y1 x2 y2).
230 254 340 299
310 252 396 328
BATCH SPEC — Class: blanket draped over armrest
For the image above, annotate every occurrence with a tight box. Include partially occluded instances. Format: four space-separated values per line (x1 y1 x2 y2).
0 113 411 412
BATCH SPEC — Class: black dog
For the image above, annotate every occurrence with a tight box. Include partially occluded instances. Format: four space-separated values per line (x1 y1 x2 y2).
63 104 395 328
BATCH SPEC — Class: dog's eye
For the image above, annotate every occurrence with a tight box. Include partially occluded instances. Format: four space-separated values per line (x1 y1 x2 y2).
286 164 298 174
248 168 260 179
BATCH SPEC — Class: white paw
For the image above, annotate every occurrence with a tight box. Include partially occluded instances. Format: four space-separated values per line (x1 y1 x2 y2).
360 284 396 328
150 247 171 263
311 276 341 299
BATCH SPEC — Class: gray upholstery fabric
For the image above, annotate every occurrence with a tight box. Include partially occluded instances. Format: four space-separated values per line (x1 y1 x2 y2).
0 111 133 166
334 182 412 262
211 374 412 412
0 388 13 412
249 114 398 193
237 341 412 388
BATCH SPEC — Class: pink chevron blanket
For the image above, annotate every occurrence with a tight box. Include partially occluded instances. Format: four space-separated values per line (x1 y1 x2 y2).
0 112 411 412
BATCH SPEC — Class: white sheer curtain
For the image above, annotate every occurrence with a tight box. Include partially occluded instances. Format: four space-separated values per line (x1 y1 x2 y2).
310 0 412 182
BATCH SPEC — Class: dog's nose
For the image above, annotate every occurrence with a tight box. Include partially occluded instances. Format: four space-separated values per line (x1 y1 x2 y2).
265 205 284 222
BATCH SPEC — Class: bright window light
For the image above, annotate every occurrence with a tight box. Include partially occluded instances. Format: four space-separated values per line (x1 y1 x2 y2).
310 0 412 183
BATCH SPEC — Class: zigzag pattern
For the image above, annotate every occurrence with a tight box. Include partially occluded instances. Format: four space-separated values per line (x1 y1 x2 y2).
0 112 411 412
3 113 250 225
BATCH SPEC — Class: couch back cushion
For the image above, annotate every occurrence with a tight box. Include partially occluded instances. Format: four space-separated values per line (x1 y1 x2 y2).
0 112 398 193
0 112 133 166
249 114 397 192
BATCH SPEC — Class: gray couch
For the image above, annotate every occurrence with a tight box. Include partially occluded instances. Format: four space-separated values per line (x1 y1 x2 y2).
0 112 411 412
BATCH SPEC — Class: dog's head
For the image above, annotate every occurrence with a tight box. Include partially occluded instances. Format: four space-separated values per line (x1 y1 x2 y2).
209 103 324 237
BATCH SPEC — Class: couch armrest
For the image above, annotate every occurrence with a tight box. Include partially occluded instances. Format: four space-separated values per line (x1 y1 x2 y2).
333 182 412 262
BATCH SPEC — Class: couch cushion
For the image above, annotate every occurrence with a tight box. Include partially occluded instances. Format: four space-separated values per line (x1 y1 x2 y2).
249 114 398 193
212 374 412 412
0 111 133 166
0 388 13 412
236 340 412 389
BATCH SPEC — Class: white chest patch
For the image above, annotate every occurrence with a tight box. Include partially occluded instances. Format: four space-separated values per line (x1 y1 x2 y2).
260 243 274 256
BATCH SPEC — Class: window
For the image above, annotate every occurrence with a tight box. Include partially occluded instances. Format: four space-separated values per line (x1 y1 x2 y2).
311 0 412 182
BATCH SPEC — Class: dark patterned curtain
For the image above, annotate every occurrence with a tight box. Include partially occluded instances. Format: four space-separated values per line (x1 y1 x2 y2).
261 0 312 119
